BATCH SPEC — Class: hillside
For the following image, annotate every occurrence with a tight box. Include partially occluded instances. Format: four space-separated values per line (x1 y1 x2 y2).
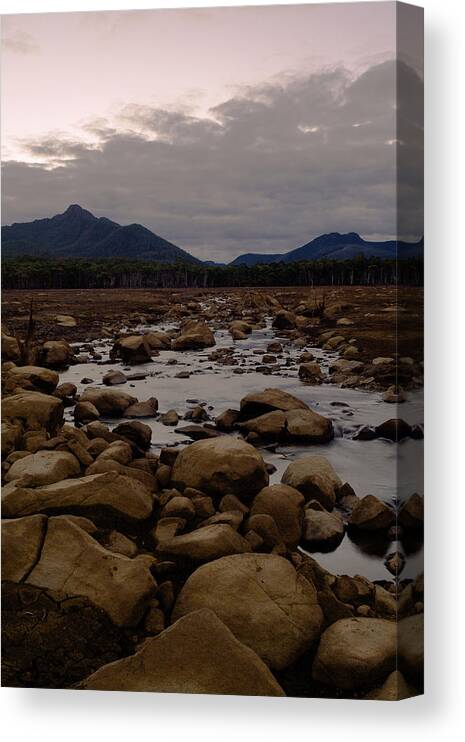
1 205 201 264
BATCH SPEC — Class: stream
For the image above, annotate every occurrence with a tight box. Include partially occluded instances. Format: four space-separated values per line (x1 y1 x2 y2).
60 317 424 583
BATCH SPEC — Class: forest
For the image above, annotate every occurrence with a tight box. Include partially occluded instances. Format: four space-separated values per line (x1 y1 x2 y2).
2 255 424 290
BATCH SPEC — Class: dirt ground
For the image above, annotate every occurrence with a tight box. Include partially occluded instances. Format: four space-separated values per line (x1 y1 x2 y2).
1 285 423 363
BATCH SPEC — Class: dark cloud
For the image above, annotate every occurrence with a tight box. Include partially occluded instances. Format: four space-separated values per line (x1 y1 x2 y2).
2 60 423 261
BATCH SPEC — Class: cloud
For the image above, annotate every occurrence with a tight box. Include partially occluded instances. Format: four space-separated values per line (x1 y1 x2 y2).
2 30 40 54
1 60 423 261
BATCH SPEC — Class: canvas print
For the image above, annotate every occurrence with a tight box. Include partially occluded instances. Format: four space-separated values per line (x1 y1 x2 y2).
1 2 424 699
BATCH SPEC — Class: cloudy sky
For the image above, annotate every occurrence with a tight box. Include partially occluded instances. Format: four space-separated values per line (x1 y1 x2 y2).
1 2 423 261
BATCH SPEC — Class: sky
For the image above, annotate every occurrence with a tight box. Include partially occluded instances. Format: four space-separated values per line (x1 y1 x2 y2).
1 2 424 261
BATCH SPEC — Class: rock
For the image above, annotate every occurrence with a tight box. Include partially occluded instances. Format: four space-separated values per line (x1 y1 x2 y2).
250 484 304 546
240 410 287 439
399 614 424 684
175 424 219 441
123 397 158 418
349 495 395 530
86 459 156 491
298 363 324 383
78 609 284 696
102 370 127 386
172 553 323 670
240 388 308 420
375 418 412 442
302 509 344 550
215 408 240 431
172 321 215 350
25 517 156 626
157 524 250 562
160 409 179 426
144 330 171 350
245 513 282 549
99 530 138 558
382 386 407 404
111 335 152 364
1 514 48 581
2 471 154 523
80 388 138 417
55 314 77 327
399 493 424 529
333 575 373 606
2 391 63 434
54 382 77 403
1 420 23 458
1 333 21 362
285 408 334 444
272 310 296 330
364 670 417 700
161 496 196 520
74 401 100 425
281 456 342 510
317 589 354 623
229 320 253 336
97 440 132 465
267 342 283 353
374 585 397 618
6 365 59 394
40 340 74 369
353 425 377 441
5 450 81 487
112 420 152 451
171 437 268 501
336 317 354 326
312 618 397 690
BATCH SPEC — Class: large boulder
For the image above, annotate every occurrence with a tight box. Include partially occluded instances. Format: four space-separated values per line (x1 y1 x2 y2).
364 670 417 701
285 408 334 444
5 366 59 394
2 471 154 523
79 609 284 696
144 330 171 350
2 391 63 434
171 437 268 501
399 493 424 529
298 362 324 383
250 484 304 546
172 321 215 350
240 410 286 439
349 495 395 530
5 450 81 487
25 518 156 626
156 524 251 563
399 614 424 684
240 388 308 420
123 397 158 418
1 514 48 581
312 618 397 690
1 420 23 458
111 335 152 365
40 340 74 369
272 310 296 330
172 553 323 671
112 420 152 451
79 388 138 417
281 456 342 510
2 333 21 362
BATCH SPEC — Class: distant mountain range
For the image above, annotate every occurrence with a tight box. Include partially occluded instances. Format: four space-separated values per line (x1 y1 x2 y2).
1 204 201 264
229 232 424 265
1 206 423 266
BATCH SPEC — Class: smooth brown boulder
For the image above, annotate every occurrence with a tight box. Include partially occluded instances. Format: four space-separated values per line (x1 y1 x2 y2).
79 609 284 696
399 493 424 529
157 524 251 563
173 553 323 670
349 495 395 530
2 391 63 434
172 321 215 350
240 410 286 439
145 330 171 350
272 310 296 330
80 388 138 417
281 456 342 510
123 397 159 418
74 400 100 424
250 484 304 546
2 333 21 362
1 514 48 581
5 450 81 487
171 436 268 501
26 518 156 626
312 618 397 690
399 614 424 683
375 418 412 442
6 365 59 394
112 420 152 451
285 408 334 444
364 670 417 700
298 363 324 383
240 388 308 420
2 471 154 522
302 509 345 550
111 335 152 365
102 370 127 386
40 340 74 369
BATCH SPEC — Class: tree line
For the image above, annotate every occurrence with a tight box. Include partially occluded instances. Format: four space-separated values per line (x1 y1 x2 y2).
2 255 424 290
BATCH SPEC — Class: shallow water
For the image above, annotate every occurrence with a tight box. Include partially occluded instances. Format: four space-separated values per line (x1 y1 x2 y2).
61 318 423 582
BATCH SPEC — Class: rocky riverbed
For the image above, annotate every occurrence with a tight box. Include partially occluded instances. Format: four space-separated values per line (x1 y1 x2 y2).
1 287 424 698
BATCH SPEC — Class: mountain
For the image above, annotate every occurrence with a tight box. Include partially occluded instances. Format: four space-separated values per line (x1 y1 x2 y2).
230 232 424 266
1 204 201 264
